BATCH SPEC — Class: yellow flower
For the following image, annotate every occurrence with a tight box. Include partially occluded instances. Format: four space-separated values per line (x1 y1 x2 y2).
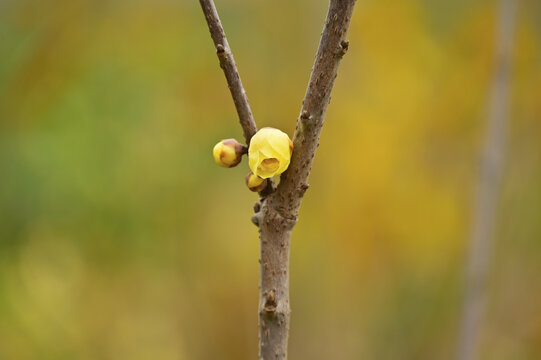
213 139 246 168
245 172 267 192
248 127 293 179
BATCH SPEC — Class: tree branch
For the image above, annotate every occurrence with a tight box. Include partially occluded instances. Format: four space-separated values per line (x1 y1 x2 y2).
199 1 356 358
257 1 356 359
269 0 356 221
199 0 258 143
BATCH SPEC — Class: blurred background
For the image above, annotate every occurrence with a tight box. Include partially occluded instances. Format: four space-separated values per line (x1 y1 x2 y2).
1 0 540 359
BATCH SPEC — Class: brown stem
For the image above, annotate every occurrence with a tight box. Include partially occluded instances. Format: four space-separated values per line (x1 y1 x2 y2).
199 0 356 358
273 0 356 218
256 206 294 360
199 0 258 144
256 1 356 358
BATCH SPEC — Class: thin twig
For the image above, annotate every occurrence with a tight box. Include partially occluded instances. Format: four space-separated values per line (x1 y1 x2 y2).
456 1 517 360
199 0 258 143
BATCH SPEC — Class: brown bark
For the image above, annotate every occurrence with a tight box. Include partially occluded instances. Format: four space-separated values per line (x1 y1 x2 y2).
199 0 258 144
200 1 357 358
255 2 356 357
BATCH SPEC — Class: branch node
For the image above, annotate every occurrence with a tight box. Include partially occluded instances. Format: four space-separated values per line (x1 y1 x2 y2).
264 290 277 314
301 110 311 122
216 43 225 54
338 40 349 57
254 201 261 213
251 213 261 227
259 180 276 197
265 206 297 230
299 183 309 195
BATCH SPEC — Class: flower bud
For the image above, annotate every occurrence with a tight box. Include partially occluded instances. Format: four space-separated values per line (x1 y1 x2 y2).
245 172 267 192
248 127 293 179
213 139 246 168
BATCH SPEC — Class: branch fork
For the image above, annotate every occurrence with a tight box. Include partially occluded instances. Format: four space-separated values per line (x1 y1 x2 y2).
199 1 357 358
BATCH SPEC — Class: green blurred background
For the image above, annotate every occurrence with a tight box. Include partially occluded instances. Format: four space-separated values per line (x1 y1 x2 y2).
1 0 540 359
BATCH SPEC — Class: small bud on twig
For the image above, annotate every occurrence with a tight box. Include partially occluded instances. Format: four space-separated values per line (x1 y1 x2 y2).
301 110 310 122
338 39 349 57
246 172 268 192
212 138 246 168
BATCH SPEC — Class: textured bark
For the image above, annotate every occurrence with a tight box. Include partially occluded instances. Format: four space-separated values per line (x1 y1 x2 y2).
456 1 517 360
270 0 356 218
200 1 357 358
199 0 258 144
256 1 356 358
256 206 294 360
